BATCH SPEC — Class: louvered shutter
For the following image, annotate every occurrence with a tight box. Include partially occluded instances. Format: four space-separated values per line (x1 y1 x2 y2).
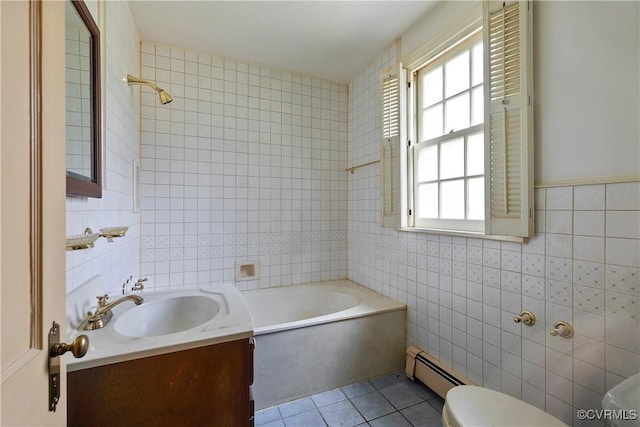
381 64 406 228
484 0 533 237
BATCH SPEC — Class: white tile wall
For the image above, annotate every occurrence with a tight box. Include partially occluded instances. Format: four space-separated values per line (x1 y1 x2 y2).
347 44 640 426
139 42 348 291
66 1 140 295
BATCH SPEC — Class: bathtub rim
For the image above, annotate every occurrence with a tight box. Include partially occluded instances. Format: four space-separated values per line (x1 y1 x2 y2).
241 279 406 336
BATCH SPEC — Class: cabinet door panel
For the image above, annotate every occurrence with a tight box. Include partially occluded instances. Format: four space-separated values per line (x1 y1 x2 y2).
68 339 252 427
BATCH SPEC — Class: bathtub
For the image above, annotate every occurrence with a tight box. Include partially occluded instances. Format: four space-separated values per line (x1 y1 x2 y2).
242 279 406 409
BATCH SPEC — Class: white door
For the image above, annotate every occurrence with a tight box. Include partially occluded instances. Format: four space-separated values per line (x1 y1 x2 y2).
1 1 67 424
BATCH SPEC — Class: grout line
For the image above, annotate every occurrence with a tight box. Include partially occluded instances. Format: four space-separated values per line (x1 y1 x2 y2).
259 374 444 427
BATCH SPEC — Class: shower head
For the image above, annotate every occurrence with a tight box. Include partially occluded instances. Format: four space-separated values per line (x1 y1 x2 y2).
158 89 173 105
126 74 173 105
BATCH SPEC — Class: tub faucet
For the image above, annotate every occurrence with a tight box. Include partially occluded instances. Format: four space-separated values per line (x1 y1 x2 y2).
83 294 144 331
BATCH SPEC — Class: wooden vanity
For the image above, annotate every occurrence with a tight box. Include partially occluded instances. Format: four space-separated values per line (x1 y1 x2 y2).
67 338 254 427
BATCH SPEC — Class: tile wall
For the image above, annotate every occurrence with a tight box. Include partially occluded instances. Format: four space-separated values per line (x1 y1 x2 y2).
138 42 348 291
347 45 640 426
66 1 140 294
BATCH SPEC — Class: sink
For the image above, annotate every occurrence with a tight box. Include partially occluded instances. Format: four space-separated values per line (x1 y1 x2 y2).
114 295 221 337
66 283 253 371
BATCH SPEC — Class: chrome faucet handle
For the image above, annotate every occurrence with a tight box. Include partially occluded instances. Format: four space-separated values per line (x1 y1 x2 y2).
513 310 536 326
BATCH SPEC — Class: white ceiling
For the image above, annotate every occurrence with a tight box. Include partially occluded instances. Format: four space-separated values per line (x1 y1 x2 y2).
128 1 438 84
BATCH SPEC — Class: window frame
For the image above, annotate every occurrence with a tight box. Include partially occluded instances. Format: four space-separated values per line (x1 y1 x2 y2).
396 0 533 241
410 31 485 233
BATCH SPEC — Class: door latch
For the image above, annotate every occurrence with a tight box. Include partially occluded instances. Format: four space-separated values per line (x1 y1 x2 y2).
48 321 88 411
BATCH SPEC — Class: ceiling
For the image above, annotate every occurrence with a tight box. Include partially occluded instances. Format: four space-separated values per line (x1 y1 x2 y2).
128 1 437 84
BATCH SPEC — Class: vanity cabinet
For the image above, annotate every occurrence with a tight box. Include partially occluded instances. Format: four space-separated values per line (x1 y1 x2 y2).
67 338 254 427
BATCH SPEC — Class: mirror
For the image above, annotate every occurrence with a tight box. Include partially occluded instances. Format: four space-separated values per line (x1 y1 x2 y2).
65 0 101 197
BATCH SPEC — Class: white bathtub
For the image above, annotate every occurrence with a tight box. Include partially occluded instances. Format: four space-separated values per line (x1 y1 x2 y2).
242 279 406 409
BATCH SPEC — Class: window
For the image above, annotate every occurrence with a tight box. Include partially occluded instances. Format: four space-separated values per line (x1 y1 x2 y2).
381 0 534 239
413 33 484 232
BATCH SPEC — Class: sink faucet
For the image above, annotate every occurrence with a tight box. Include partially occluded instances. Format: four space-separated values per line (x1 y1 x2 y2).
84 294 144 331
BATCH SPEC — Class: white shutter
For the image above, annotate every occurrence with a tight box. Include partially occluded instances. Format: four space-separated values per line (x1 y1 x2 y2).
484 0 534 238
381 64 406 228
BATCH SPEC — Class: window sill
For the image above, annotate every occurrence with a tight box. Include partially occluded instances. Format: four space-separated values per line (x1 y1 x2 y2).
396 227 526 243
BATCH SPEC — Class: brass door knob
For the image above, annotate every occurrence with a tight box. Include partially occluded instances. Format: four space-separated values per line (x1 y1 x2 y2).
50 334 89 358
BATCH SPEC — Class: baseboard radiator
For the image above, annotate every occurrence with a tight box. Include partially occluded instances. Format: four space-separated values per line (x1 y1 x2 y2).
405 346 475 399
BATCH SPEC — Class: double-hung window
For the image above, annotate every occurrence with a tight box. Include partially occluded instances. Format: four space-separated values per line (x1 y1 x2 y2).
382 0 534 240
413 33 485 233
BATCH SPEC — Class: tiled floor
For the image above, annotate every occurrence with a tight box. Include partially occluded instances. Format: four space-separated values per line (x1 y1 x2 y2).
255 371 445 427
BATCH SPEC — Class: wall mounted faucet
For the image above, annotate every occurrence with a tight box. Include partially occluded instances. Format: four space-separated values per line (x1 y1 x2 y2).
550 321 573 338
513 310 536 326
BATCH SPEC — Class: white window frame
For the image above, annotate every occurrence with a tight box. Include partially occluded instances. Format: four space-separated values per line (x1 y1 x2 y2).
382 0 534 241
411 31 485 233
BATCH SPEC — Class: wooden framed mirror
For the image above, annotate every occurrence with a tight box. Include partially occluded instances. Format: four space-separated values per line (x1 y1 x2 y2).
65 0 101 197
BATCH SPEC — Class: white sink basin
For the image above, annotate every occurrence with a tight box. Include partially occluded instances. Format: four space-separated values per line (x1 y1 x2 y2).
114 295 221 337
67 284 254 372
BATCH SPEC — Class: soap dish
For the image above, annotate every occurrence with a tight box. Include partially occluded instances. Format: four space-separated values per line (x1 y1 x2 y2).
99 226 129 242
66 232 100 251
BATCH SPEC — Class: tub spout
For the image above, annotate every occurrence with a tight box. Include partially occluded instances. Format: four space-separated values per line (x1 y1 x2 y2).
84 294 144 331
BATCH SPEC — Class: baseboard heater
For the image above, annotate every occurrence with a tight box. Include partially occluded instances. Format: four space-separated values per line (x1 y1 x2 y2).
405 345 475 399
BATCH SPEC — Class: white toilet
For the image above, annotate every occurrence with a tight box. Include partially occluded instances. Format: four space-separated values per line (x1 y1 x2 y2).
442 385 568 427
444 374 640 427
602 373 640 427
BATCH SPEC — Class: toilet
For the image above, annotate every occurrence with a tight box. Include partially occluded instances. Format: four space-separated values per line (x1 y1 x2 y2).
602 373 640 427
442 385 568 427
444 374 640 427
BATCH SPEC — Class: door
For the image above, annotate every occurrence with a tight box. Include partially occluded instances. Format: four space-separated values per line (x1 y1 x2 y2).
1 1 67 425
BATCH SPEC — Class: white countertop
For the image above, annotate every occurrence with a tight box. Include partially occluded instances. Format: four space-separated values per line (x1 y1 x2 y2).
66 284 254 372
